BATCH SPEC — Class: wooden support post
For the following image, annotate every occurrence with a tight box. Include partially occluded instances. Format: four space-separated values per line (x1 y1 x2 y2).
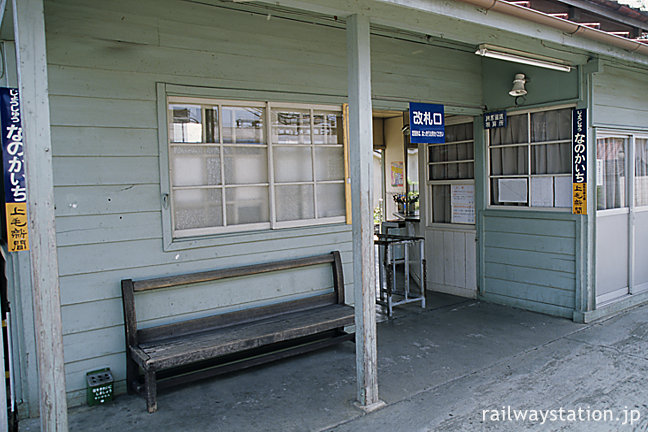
12 0 68 430
346 14 382 411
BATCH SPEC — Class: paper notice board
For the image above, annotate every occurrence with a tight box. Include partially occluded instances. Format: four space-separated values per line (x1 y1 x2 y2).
451 184 475 224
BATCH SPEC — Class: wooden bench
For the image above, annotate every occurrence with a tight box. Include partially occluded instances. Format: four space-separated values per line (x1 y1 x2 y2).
121 251 354 413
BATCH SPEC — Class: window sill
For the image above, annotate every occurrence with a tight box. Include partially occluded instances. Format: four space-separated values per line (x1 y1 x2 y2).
163 222 351 252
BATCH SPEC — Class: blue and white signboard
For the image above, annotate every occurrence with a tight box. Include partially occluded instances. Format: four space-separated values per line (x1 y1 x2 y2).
484 111 507 129
409 102 444 144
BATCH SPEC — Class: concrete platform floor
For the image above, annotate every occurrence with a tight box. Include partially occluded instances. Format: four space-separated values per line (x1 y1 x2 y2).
19 293 648 431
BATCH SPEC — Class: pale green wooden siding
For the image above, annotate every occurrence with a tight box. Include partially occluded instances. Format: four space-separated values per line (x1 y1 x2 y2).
481 212 576 318
592 62 648 129
44 0 482 406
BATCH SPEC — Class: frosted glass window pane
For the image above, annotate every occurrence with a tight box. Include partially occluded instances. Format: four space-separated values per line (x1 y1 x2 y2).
491 178 527 206
272 110 311 144
531 108 571 142
170 104 202 143
273 147 313 183
554 176 572 207
530 177 553 207
314 147 344 181
225 187 269 225
635 138 648 207
171 146 221 187
173 188 222 230
596 137 626 210
275 185 315 221
313 112 342 144
489 114 527 146
222 106 264 144
223 146 268 185
316 183 345 218
531 142 571 174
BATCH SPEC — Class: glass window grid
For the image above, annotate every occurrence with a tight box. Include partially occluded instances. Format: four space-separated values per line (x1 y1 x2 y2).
596 133 648 211
487 108 573 208
167 98 345 237
426 121 475 225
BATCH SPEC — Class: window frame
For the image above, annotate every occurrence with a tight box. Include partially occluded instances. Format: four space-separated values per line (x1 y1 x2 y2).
158 84 349 249
426 116 476 228
595 130 648 215
486 104 575 211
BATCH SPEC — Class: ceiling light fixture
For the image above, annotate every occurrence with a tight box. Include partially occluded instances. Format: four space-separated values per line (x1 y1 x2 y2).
475 44 572 72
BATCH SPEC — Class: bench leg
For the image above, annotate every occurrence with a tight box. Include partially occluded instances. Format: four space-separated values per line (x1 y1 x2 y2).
144 370 158 413
126 356 139 395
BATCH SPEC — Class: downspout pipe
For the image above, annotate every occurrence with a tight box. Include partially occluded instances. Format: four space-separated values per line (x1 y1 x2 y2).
456 0 648 57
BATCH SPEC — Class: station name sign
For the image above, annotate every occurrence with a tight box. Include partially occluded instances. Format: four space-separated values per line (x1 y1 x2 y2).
572 108 587 215
409 102 445 144
0 88 29 252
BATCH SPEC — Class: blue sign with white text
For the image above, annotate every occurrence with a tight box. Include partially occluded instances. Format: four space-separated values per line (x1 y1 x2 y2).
409 102 445 144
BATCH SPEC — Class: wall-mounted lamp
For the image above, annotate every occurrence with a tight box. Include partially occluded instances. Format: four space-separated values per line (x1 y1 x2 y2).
475 44 572 72
509 73 527 97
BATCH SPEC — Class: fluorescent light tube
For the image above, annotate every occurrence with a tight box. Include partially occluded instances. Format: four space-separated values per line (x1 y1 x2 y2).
475 45 572 72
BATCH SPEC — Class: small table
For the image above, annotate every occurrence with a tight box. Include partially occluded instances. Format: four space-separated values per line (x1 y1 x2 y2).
375 233 426 317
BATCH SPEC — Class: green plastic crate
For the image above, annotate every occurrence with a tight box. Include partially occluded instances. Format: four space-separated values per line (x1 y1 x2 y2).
86 368 113 406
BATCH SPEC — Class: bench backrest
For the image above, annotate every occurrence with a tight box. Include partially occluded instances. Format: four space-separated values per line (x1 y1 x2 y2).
121 251 346 346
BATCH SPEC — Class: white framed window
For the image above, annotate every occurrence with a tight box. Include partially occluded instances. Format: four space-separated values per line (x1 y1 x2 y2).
635 136 648 208
596 134 628 211
427 119 475 225
167 97 346 238
487 106 573 209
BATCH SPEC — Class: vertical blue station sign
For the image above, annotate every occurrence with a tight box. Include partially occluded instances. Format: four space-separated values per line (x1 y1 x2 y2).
572 108 587 215
0 87 29 251
409 102 445 144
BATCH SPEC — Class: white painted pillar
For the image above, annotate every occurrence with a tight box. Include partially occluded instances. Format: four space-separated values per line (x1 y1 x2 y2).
346 14 382 410
12 0 68 430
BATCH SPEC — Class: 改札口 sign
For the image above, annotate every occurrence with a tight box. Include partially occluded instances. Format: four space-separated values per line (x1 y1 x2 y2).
572 108 587 215
409 102 444 144
0 87 29 251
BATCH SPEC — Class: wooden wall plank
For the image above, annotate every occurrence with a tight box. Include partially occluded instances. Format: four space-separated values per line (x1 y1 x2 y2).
48 66 158 101
56 212 162 247
484 278 575 307
592 64 648 128
484 217 576 238
57 232 353 276
54 184 161 217
51 126 158 157
53 156 159 186
485 247 575 274
485 263 575 291
480 292 573 318
49 96 157 128
58 256 354 307
484 232 575 256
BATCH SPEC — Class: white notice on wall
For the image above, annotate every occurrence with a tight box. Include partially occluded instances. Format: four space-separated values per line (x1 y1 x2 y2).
498 178 528 203
596 159 604 186
451 184 475 224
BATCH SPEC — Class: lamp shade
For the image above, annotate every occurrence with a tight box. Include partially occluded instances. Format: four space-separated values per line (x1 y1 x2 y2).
509 73 527 97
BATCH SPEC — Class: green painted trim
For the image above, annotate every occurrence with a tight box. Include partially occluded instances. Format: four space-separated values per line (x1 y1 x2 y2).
156 82 173 250
474 117 486 296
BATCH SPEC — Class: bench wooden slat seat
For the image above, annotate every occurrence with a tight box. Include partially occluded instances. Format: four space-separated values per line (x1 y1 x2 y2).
138 305 354 370
121 251 354 413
